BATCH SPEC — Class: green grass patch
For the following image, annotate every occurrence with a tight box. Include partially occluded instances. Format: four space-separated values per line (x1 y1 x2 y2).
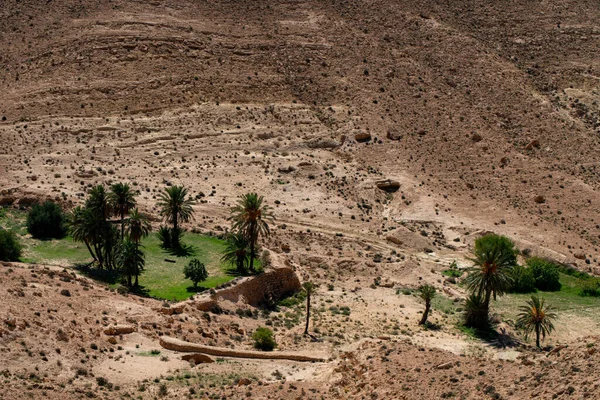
442 269 462 278
0 208 237 301
495 273 600 323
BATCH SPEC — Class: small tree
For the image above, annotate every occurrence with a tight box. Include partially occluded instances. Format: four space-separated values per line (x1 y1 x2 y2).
464 294 489 329
302 282 314 335
0 228 22 261
516 295 557 348
252 327 276 351
418 285 436 325
184 258 208 289
108 183 136 241
27 201 67 239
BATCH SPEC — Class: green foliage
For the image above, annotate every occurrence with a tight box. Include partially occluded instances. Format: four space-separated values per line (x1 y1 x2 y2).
108 183 136 239
230 193 273 272
184 258 208 288
527 257 561 292
464 234 517 316
579 278 600 297
157 185 195 248
278 290 307 308
442 269 462 278
508 264 536 294
0 228 22 261
126 208 151 244
220 232 250 274
252 327 276 351
516 295 557 347
463 294 489 329
116 239 145 287
26 201 67 239
157 225 173 248
418 285 436 302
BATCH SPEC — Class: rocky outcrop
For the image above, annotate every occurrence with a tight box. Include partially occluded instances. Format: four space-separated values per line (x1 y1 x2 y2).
376 179 400 193
182 353 214 364
160 336 326 362
104 325 136 335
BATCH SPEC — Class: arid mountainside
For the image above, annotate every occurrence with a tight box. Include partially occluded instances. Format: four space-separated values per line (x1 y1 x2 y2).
1 0 600 399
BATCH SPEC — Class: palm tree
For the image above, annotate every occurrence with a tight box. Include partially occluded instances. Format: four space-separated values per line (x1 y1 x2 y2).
418 285 436 325
302 282 314 335
86 185 111 220
116 239 145 287
221 232 250 274
517 295 557 348
463 294 489 329
230 193 273 273
109 183 136 240
464 234 516 321
157 185 195 248
69 206 98 263
126 208 152 245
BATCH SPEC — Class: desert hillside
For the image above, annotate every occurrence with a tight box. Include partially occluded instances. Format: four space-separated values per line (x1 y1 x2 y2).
1 0 599 398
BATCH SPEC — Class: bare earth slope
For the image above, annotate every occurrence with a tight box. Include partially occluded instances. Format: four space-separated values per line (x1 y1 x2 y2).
1 0 600 398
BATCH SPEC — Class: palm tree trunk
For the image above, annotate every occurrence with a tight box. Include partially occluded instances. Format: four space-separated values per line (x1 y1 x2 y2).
536 325 541 348
249 240 255 273
304 292 311 335
134 273 139 287
84 239 97 262
419 302 431 325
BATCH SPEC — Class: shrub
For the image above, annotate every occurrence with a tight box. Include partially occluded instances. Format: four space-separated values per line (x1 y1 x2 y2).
27 201 67 239
0 228 22 261
184 258 208 289
579 279 600 297
463 294 489 329
252 327 276 351
508 265 536 293
157 226 172 248
527 257 561 291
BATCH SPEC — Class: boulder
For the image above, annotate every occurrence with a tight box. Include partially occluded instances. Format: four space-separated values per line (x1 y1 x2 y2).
386 128 402 140
525 139 540 150
534 195 546 204
376 180 400 193
354 131 372 142
182 353 214 364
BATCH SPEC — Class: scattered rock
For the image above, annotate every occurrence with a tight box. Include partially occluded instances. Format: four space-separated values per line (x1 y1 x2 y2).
355 131 372 142
387 128 402 140
60 289 71 297
534 195 546 204
471 133 483 142
525 139 540 150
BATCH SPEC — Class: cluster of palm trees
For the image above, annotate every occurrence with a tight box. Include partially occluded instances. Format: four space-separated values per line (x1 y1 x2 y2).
222 193 273 275
463 233 557 348
70 183 151 287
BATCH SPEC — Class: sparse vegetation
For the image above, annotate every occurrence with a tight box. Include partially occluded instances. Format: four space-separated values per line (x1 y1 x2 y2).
0 228 22 261
252 327 276 351
418 285 436 325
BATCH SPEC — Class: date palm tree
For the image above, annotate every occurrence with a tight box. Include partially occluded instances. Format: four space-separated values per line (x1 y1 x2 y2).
69 206 98 264
517 295 557 348
230 193 273 273
109 183 136 240
464 234 516 324
116 239 145 287
418 285 436 325
157 185 195 248
126 208 152 246
221 232 250 275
